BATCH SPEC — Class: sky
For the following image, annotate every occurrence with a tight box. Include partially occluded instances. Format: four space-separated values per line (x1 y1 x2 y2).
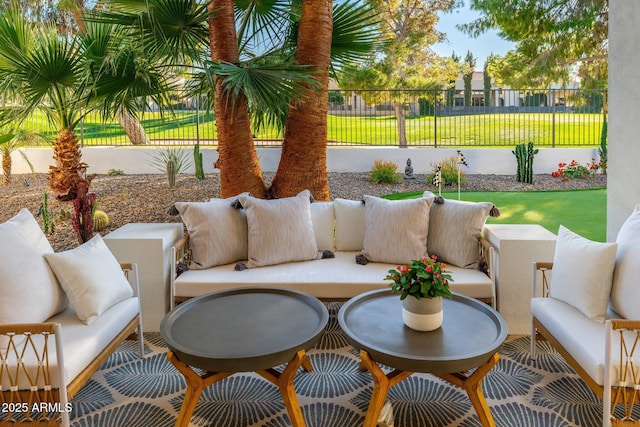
432 3 517 70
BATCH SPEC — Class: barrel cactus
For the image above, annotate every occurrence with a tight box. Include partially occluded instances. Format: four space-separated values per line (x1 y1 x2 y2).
93 210 109 232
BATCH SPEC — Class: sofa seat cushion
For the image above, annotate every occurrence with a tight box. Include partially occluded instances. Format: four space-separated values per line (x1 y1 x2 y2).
174 252 493 300
1 297 139 390
531 297 638 387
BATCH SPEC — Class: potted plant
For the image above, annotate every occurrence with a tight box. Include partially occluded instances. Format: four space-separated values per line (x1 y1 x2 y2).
385 255 453 331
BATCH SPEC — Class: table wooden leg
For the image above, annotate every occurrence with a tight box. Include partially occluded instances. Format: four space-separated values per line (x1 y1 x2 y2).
359 350 413 427
167 352 233 427
435 352 500 427
257 350 310 427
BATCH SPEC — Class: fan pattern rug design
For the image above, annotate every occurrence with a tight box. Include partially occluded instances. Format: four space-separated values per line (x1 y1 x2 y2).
69 302 604 426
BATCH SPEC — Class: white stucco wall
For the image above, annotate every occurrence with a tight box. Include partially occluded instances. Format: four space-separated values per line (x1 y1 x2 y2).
10 146 600 176
608 0 640 240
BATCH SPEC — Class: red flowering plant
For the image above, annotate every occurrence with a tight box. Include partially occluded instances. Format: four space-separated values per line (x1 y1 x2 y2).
385 255 453 300
551 159 601 181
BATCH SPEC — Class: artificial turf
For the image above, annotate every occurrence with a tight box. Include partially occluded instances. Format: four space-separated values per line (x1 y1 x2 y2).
384 189 607 242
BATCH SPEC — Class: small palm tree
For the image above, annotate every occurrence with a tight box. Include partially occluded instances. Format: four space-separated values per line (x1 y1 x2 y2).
0 130 37 185
0 0 177 199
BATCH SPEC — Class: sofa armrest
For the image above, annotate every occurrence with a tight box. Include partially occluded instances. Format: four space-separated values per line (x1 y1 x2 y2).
170 234 191 310
531 261 553 299
0 323 70 426
478 236 497 309
603 319 640 427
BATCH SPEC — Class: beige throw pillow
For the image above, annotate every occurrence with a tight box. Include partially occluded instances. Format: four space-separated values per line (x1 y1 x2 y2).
426 194 494 268
0 209 68 350
360 195 434 264
175 199 248 269
550 226 617 323
238 190 319 268
44 235 134 325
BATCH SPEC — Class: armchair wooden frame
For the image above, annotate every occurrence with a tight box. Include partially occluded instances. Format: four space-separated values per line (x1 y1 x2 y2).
0 264 144 427
531 262 640 427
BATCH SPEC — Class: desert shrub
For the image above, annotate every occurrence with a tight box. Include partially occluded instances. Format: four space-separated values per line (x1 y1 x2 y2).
426 156 466 186
370 160 402 184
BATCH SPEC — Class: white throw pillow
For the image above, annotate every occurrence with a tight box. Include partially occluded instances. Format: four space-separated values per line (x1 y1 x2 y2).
0 209 67 350
44 234 134 325
425 194 494 268
549 225 617 323
360 195 435 264
334 198 365 251
237 190 319 268
175 198 248 269
610 204 640 319
310 202 335 252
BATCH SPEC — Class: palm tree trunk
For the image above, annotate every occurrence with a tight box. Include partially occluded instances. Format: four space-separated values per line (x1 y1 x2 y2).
48 128 90 200
117 108 151 145
209 0 266 199
269 0 332 201
2 153 11 184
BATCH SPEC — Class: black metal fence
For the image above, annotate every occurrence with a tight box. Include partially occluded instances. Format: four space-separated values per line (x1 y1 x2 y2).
26 88 607 148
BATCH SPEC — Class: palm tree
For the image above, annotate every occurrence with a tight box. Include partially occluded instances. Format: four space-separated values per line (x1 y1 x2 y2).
95 0 378 199
0 0 179 199
0 130 37 185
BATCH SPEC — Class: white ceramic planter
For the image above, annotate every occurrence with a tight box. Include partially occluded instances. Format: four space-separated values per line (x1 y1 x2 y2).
401 296 443 332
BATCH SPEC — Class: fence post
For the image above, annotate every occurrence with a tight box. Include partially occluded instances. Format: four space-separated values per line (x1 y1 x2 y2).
551 89 556 148
433 89 438 148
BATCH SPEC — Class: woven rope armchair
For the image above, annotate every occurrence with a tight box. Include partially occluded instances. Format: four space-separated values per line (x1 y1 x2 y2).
532 263 640 427
0 323 68 426
0 263 143 427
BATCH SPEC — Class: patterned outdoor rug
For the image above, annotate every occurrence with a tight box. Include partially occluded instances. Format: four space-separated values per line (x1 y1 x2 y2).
69 302 603 426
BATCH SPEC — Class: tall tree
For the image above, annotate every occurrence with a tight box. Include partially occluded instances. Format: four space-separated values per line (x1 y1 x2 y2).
482 55 492 107
269 0 333 200
340 0 460 147
462 50 475 107
461 0 608 87
208 0 267 198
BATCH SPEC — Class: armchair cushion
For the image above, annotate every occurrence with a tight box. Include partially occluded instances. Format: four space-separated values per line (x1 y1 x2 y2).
611 204 640 319
44 234 134 325
0 209 67 350
549 225 617 323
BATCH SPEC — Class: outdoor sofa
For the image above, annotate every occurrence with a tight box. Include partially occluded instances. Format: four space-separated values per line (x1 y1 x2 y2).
169 190 500 309
530 205 640 427
0 209 144 426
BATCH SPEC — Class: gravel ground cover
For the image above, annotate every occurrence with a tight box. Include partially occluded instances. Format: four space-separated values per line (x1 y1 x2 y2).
0 172 606 251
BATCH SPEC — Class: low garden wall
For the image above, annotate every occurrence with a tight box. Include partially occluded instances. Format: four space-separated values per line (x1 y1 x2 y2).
11 146 600 176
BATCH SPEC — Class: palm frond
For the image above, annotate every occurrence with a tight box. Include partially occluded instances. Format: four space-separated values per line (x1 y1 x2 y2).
208 59 317 133
87 0 210 65
235 0 293 57
330 0 381 77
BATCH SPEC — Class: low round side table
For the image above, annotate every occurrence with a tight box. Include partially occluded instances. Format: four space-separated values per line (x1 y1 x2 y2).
338 289 507 427
160 287 329 427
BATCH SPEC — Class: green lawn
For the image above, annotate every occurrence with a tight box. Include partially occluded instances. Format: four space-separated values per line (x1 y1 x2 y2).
22 110 604 148
385 189 607 242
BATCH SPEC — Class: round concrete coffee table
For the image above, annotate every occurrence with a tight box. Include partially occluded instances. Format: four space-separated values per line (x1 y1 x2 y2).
161 287 328 427
339 289 507 427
